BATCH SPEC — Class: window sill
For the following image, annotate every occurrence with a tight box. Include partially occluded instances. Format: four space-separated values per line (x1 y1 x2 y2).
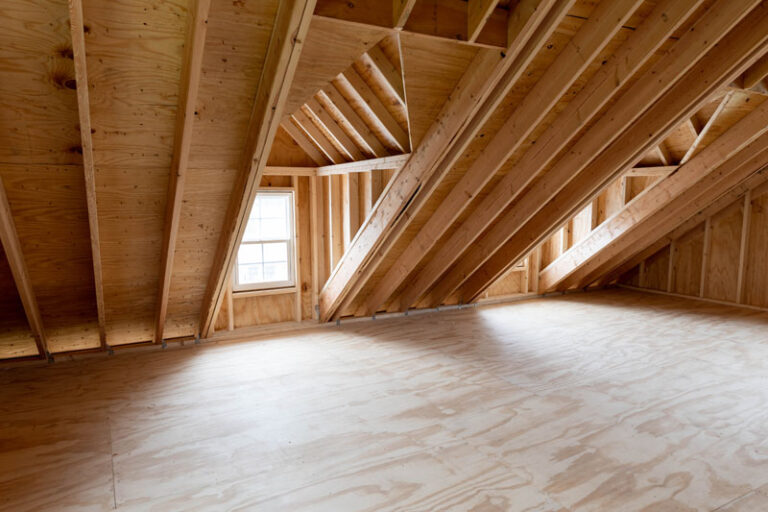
233 286 297 299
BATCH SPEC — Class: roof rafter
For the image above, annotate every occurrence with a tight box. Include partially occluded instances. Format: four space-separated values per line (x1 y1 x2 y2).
451 4 768 305
198 0 317 338
68 0 107 347
396 0 709 311
318 0 574 321
293 110 347 164
318 88 388 158
153 0 212 344
366 0 645 315
539 102 768 291
0 176 47 357
337 70 410 152
303 97 365 161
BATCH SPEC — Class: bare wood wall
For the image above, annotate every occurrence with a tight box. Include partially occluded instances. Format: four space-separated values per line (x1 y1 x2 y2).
620 181 768 310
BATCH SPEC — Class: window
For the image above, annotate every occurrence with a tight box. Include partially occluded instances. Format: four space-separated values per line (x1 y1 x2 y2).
234 190 295 291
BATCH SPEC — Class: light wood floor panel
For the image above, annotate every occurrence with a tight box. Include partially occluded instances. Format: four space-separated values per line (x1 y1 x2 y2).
3 289 768 510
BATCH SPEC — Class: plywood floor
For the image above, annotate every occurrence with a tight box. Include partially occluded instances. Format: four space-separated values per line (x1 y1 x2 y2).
3 289 768 511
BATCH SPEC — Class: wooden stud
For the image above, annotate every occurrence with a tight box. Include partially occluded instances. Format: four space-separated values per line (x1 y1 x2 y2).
699 216 712 297
736 190 752 303
293 176 302 323
681 91 733 165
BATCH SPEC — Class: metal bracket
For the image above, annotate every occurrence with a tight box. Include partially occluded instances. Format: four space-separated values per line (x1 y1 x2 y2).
107 348 115 356
161 340 167 349
46 353 54 364
335 318 341 326
194 337 201 345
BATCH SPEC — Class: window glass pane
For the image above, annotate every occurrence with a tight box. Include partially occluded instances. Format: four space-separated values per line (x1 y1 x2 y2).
242 218 261 242
236 191 294 289
237 244 263 264
263 262 288 282
262 242 287 263
238 263 263 284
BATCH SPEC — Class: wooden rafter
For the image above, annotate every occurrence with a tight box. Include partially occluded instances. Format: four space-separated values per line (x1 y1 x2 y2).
453 11 768 305
153 0 212 344
318 0 572 322
318 88 388 158
599 168 768 289
337 70 409 152
361 45 405 105
0 176 47 357
367 0 644 315
742 52 768 89
393 0 417 29
199 0 317 338
428 0 768 306
281 119 329 165
303 97 365 161
395 0 708 311
68 0 107 347
293 110 346 164
468 0 500 43
680 91 732 164
539 102 768 292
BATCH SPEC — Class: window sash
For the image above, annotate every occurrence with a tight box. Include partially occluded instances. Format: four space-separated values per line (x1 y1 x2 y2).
234 191 295 291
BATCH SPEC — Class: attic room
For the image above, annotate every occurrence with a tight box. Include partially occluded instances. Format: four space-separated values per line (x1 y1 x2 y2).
3 0 768 509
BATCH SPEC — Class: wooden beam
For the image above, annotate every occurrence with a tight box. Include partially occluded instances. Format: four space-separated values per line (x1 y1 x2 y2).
293 110 346 164
281 119 329 165
199 0 317 338
699 216 711 297
368 0 643 315
318 0 572 321
736 190 752 303
153 0 212 344
316 153 410 176
436 1 768 306
393 0 705 311
304 97 365 161
393 0 417 29
680 91 733 164
468 0 499 43
743 52 768 89
0 177 47 356
655 142 673 166
539 109 768 292
264 166 317 177
626 166 678 177
318 88 388 158
598 168 768 288
337 70 410 152
361 45 405 104
68 0 107 347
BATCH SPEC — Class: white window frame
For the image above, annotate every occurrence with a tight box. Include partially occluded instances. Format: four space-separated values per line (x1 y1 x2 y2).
233 189 296 292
